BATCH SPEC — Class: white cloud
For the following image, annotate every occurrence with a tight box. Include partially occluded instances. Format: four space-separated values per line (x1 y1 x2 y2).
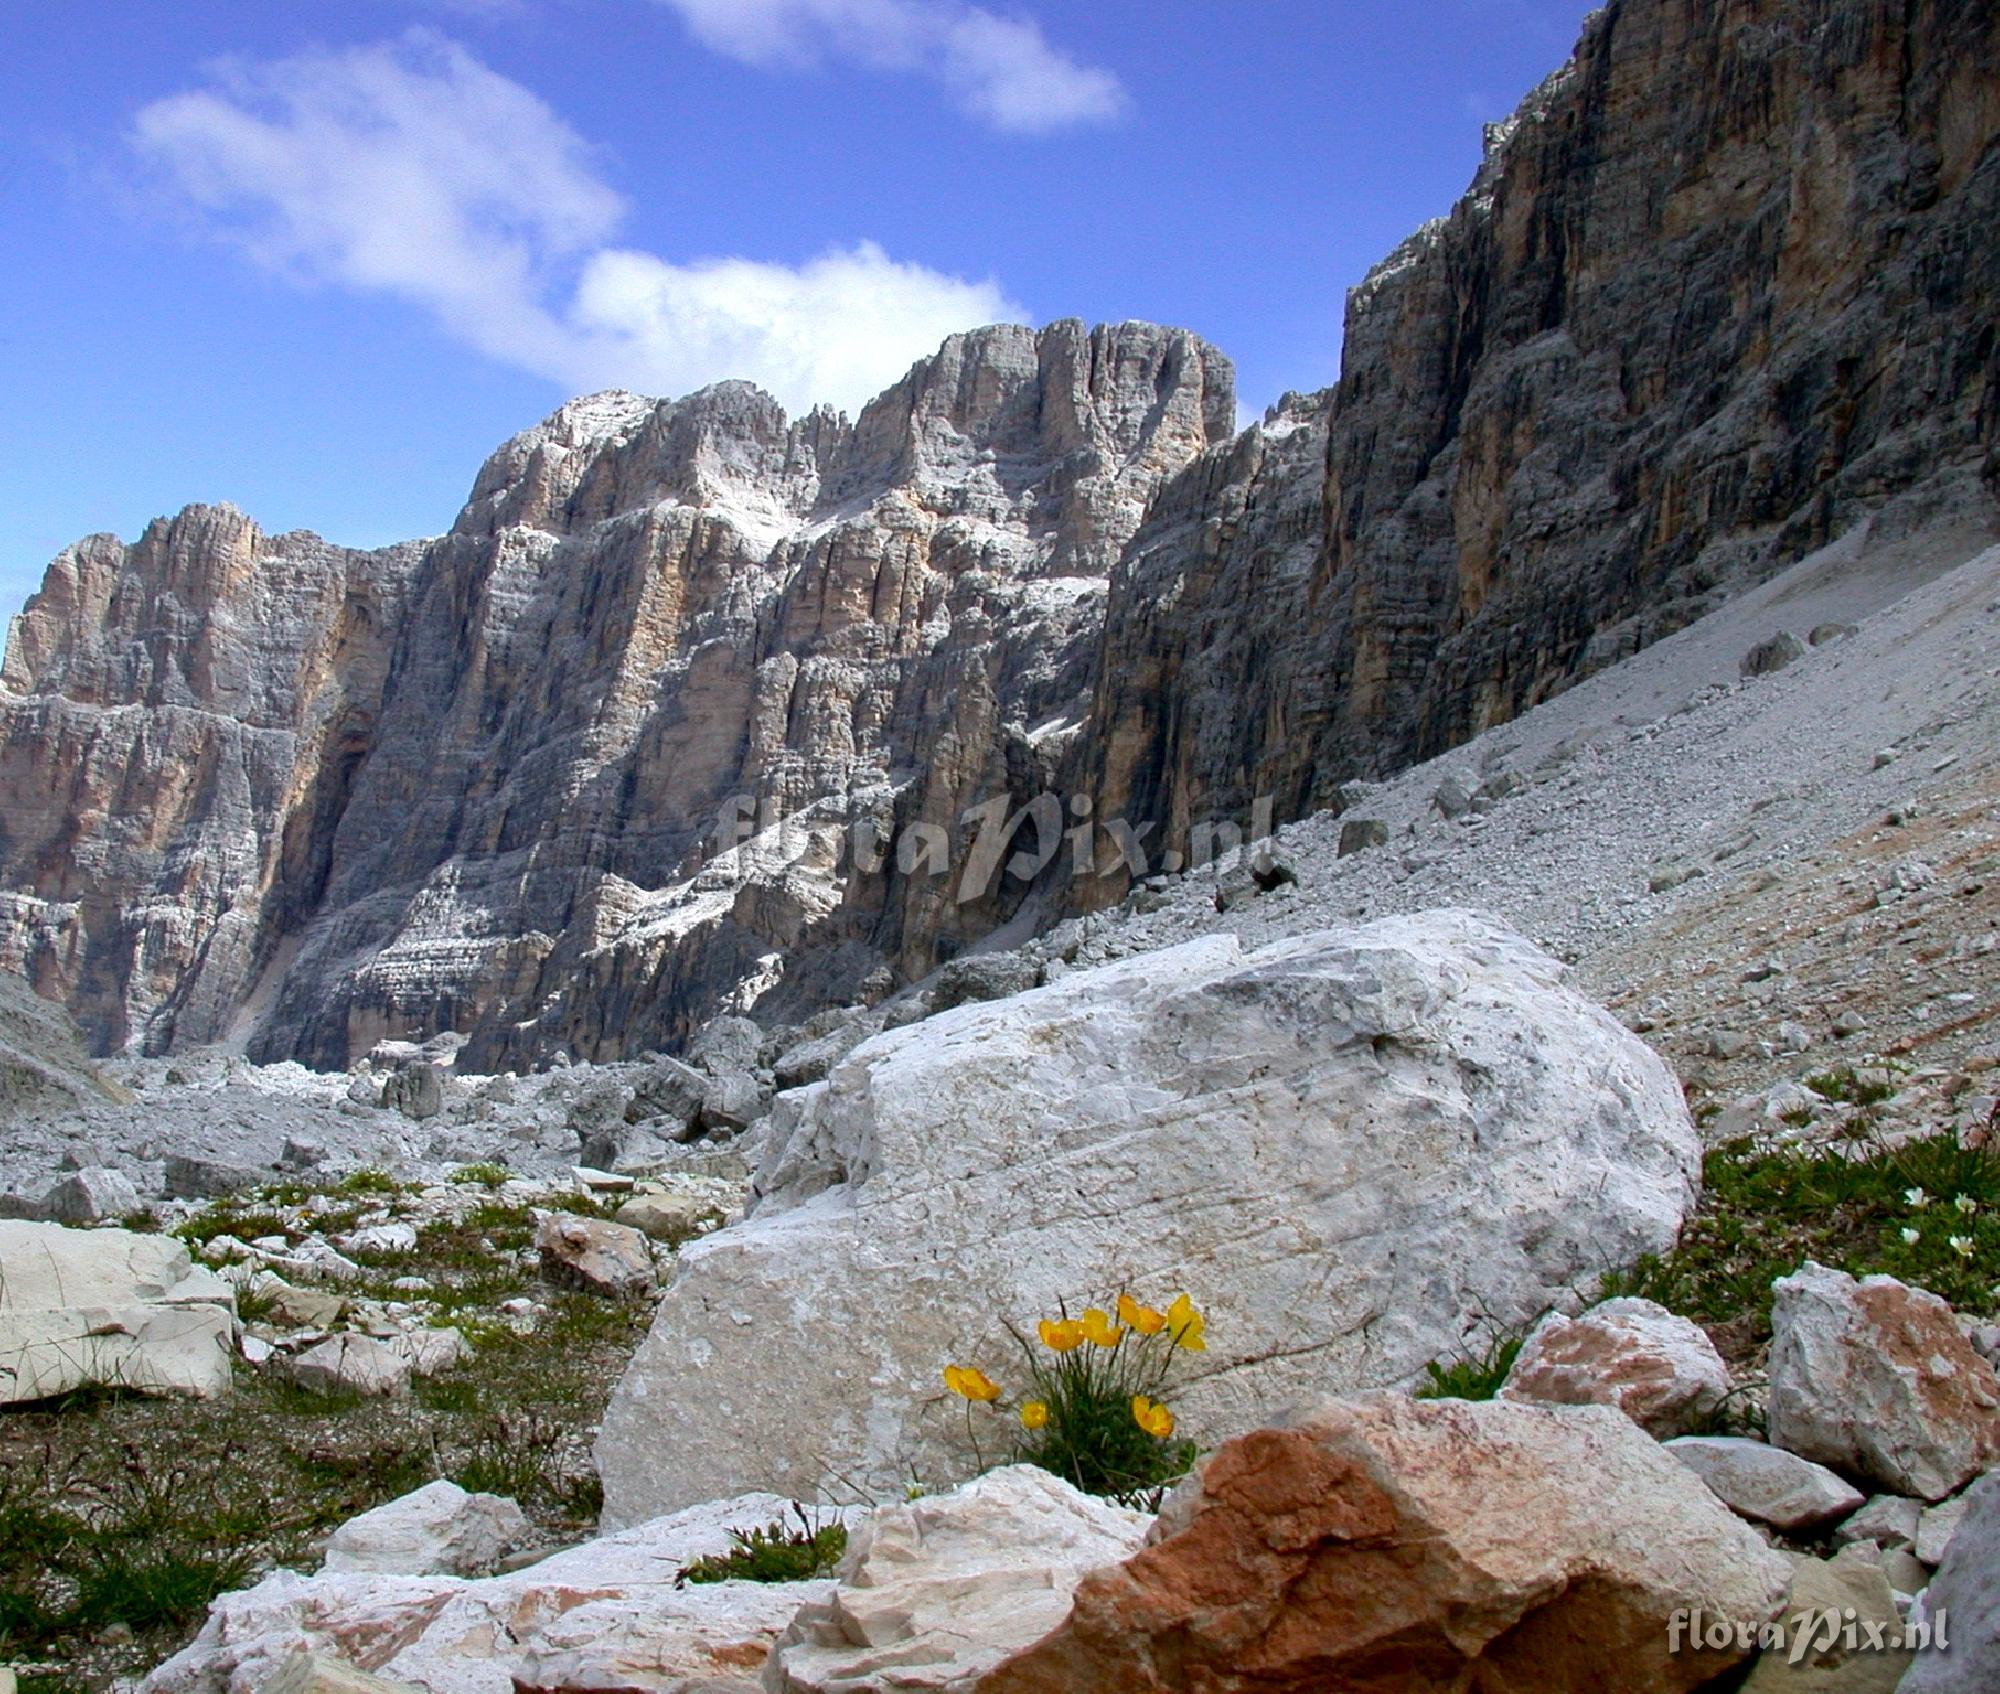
655 0 1126 133
570 243 1022 412
130 33 1027 417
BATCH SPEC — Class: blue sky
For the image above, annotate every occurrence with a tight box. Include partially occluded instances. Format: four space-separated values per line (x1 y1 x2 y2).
0 0 1595 613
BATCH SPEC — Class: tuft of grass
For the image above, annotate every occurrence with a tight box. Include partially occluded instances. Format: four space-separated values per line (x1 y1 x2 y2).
453 1162 512 1189
288 1439 434 1511
1600 1129 2000 1350
676 1508 847 1586
448 1407 600 1519
0 1439 290 1675
233 1286 280 1326
71 1547 257 1633
1803 1067 1897 1108
337 1168 406 1197
539 1191 619 1220
249 1181 315 1208
415 1375 482 1414
1414 1329 1527 1401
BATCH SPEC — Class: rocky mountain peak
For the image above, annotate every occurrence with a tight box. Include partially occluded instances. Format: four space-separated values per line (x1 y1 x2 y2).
453 383 821 545
1 0 1993 1070
833 318 1235 575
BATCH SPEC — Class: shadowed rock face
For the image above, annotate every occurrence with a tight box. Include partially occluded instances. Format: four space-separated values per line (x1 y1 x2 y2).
3 0 1997 1068
1079 0 2000 846
1 324 1232 1063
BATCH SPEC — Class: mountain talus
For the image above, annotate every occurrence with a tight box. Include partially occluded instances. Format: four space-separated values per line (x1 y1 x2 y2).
2 0 1996 1068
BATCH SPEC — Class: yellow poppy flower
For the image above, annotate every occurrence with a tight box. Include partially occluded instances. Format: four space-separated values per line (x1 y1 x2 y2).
1166 1293 1206 1352
1080 1307 1126 1348
1117 1293 1167 1336
1131 1395 1176 1439
1019 1400 1050 1431
942 1364 1000 1402
1038 1318 1086 1353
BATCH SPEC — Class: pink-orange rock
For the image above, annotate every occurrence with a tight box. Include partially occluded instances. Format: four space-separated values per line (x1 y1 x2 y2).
1767 1261 2000 1501
1499 1296 1731 1437
534 1214 654 1300
976 1394 1792 1694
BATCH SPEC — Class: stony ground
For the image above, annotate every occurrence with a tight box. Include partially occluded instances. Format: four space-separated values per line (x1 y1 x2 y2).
0 1166 742 1694
1023 526 2000 1158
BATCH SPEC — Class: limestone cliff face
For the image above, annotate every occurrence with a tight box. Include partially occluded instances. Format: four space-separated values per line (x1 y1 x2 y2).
4 0 1997 1067
1081 0 2000 843
0 506 423 1051
1 323 1232 1064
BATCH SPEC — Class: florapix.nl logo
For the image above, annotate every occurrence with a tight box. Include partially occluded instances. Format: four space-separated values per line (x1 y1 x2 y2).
1669 1604 1947 1665
711 789 1281 906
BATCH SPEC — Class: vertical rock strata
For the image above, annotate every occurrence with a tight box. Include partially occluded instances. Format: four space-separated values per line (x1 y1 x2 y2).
1081 0 2000 837
3 326 1232 1061
2 0 1995 1065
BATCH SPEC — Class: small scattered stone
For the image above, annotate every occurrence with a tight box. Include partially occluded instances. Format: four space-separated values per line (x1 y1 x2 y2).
1767 1262 2000 1501
260 1281 347 1329
535 1213 655 1299
1432 771 1476 819
1898 1471 2000 1693
1738 1555 1909 1692
1833 1494 1922 1551
380 1063 444 1122
1499 1298 1730 1438
40 1167 142 1224
1337 818 1390 858
288 1334 413 1399
163 1153 262 1200
1666 1436 1866 1531
322 1481 529 1578
390 1327 469 1378
336 1222 418 1257
615 1192 724 1243
1742 631 1807 676
1916 1492 1972 1566
696 1071 762 1134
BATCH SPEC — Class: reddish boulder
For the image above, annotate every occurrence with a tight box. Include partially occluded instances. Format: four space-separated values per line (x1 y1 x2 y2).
1767 1262 2000 1501
977 1394 1790 1694
1499 1296 1731 1437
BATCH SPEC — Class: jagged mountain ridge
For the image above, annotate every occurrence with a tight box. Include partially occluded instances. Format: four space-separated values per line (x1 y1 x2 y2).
3 0 1996 1069
2 323 1233 1063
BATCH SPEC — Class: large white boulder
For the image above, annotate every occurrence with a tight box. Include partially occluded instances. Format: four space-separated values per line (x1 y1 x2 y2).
141 1493 860 1694
0 1219 235 1402
597 911 1700 1523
